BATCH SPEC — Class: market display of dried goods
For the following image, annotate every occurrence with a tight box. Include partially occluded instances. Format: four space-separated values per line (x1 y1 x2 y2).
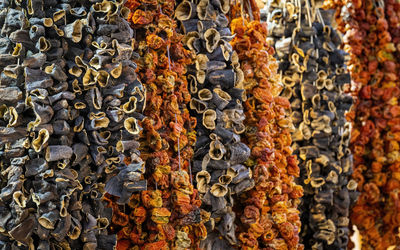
103 0 208 248
175 0 254 247
229 2 304 249
324 0 400 248
8 0 400 248
0 0 146 248
264 0 358 248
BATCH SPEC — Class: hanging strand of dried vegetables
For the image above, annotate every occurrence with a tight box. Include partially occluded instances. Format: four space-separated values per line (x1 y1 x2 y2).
265 0 358 248
229 0 304 249
0 0 141 248
175 0 252 248
105 0 207 248
323 0 400 248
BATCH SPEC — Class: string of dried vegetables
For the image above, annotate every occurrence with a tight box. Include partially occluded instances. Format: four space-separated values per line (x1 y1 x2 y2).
324 0 400 248
0 0 142 248
265 0 358 248
104 0 207 248
229 1 304 249
175 0 252 248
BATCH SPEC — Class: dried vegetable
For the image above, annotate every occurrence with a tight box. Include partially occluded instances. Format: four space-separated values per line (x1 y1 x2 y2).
0 0 145 248
265 0 358 248
103 0 207 248
229 2 304 249
323 0 400 248
175 0 253 248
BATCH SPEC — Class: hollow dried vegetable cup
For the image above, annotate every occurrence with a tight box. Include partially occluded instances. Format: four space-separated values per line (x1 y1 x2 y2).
324 0 400 248
264 0 359 248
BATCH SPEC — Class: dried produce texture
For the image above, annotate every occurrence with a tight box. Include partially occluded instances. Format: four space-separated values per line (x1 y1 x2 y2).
324 0 400 248
175 0 252 248
265 0 358 249
229 2 304 249
104 0 207 249
0 0 146 248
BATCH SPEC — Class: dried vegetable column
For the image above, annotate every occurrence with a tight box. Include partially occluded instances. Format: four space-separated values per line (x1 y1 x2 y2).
0 0 143 248
175 0 252 248
105 0 207 248
324 0 400 248
229 2 304 249
265 0 358 248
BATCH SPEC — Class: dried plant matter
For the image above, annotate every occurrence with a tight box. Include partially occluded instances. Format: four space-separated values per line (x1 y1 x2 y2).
104 0 207 249
176 0 252 248
229 3 304 249
265 0 358 249
324 0 400 248
0 0 145 248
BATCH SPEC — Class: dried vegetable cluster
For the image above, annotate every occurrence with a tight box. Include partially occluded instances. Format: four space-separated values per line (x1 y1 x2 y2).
0 0 146 248
265 0 358 248
103 0 208 248
324 0 400 248
229 2 304 249
175 0 255 248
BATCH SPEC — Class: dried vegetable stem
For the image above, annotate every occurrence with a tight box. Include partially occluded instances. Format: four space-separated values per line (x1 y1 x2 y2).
229 2 304 249
323 0 400 248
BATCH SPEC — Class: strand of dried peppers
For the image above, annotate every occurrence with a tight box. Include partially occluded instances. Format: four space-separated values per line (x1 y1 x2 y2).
0 0 143 248
323 0 400 248
229 1 304 249
175 0 253 247
104 0 207 248
265 0 358 248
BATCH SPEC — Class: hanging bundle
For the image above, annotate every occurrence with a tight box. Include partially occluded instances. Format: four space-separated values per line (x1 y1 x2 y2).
0 0 143 248
229 0 304 249
265 0 358 248
324 0 400 248
104 0 207 248
175 0 252 248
